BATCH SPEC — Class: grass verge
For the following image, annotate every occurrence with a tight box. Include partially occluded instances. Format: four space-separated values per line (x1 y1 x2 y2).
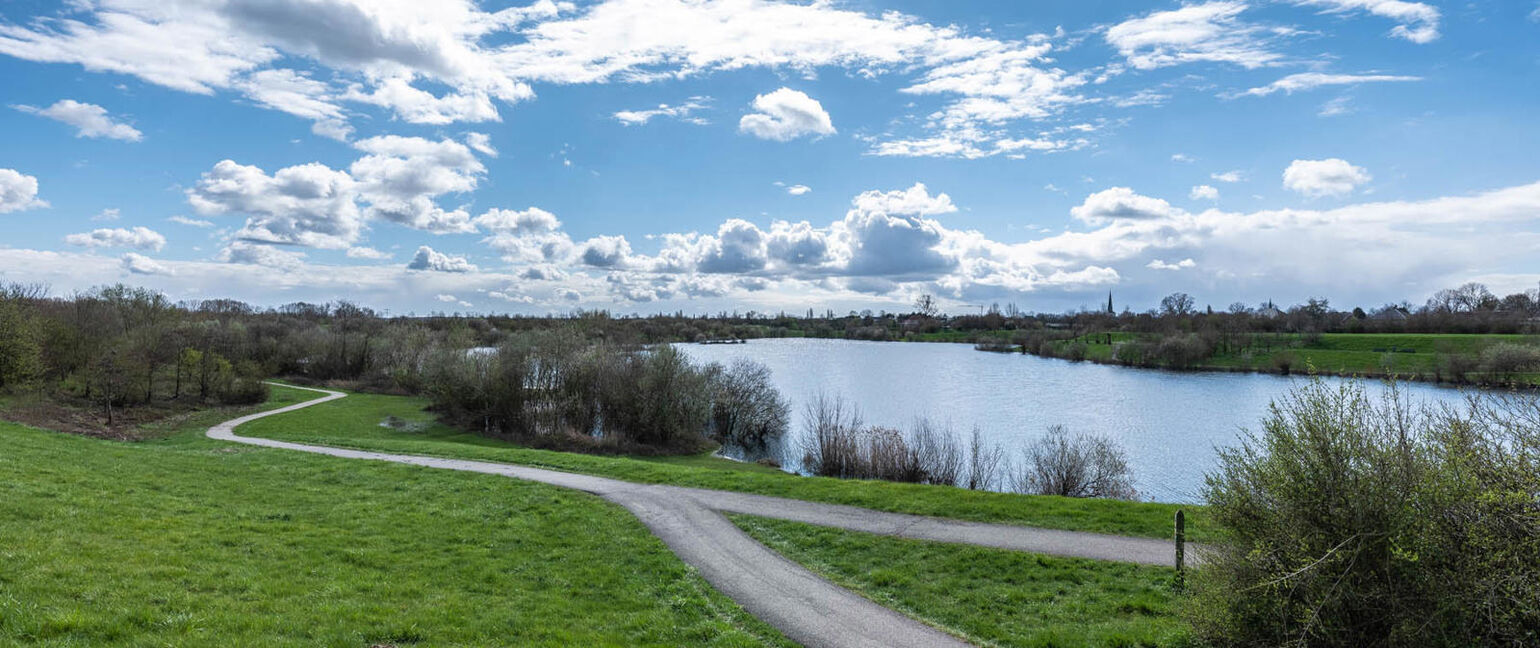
732 515 1191 648
239 385 1208 541
0 388 790 647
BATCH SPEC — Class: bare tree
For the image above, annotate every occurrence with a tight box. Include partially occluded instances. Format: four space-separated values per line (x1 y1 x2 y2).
1013 425 1137 500
914 294 940 318
1160 292 1196 317
709 359 790 456
964 429 1005 490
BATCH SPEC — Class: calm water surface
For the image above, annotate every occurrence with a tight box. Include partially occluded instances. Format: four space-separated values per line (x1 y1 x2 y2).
677 338 1469 503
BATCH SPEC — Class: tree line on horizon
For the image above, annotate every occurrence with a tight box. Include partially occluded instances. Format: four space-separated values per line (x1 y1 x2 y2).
1 280 1537 427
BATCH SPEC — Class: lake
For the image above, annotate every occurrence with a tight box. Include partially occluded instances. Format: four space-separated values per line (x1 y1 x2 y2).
677 338 1470 503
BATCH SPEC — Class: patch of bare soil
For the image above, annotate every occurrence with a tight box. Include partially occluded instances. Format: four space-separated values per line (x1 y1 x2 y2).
0 396 202 441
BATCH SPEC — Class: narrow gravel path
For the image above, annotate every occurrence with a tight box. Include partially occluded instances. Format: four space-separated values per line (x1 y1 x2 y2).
211 384 1190 648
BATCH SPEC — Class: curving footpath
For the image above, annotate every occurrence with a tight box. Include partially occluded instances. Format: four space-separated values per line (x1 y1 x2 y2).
210 384 1192 648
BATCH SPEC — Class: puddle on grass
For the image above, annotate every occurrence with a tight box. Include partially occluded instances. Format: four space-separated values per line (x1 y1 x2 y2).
379 416 428 433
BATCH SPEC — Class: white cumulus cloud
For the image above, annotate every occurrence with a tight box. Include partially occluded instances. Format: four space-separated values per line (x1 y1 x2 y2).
121 252 173 275
407 245 477 273
0 169 47 213
738 88 835 141
1283 158 1371 198
65 226 166 251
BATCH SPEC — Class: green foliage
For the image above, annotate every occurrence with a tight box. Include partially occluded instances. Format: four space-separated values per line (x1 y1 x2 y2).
0 295 43 389
1188 379 1540 647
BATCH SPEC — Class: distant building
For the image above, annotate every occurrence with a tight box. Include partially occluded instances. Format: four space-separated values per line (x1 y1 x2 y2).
1257 300 1284 319
1372 307 1409 321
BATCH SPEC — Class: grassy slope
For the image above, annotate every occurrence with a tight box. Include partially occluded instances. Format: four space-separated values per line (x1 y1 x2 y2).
239 387 1207 541
732 516 1190 648
0 387 790 647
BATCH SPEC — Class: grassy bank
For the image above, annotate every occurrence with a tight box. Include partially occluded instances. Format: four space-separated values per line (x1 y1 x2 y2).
1039 332 1540 386
240 385 1208 541
732 515 1190 648
0 390 790 647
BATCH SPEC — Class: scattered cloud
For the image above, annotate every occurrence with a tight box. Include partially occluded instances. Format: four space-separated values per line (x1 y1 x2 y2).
0 169 47 213
614 96 711 125
1238 72 1420 97
121 252 173 275
739 88 835 141
1283 158 1371 197
464 133 497 158
1071 187 1182 225
1171 153 1195 163
1211 170 1245 183
786 184 811 196
1318 95 1354 117
13 99 143 141
64 226 166 251
187 159 362 249
168 215 215 227
346 246 390 259
1292 0 1440 43
1105 1 1284 70
407 245 477 273
1147 258 1196 271
92 208 121 221
218 240 307 269
1190 185 1220 201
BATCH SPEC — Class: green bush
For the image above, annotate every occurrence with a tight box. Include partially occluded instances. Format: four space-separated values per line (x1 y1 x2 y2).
1187 379 1540 647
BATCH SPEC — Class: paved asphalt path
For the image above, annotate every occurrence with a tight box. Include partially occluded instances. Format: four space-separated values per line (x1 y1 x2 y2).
210 384 1192 648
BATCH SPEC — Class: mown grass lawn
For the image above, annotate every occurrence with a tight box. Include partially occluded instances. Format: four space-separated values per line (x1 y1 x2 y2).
243 385 1209 541
0 390 790 647
732 515 1191 648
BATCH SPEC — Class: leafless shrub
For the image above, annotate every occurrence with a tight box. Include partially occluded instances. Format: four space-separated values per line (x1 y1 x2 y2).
910 418 963 486
1012 425 1137 500
1478 342 1540 385
801 399 969 486
965 428 1005 490
800 394 864 479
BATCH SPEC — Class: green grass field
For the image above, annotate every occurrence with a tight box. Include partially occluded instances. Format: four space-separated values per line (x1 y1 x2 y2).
1050 332 1540 385
0 392 791 647
732 516 1190 648
241 385 1208 541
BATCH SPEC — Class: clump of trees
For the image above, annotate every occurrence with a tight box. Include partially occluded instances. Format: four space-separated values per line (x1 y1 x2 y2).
1188 379 1540 646
1 284 269 425
423 333 789 456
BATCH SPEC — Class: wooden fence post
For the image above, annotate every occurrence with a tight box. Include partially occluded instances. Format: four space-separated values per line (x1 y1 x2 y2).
1174 509 1186 590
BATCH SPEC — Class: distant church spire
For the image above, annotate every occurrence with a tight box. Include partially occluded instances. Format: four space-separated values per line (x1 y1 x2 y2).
1107 291 1114 314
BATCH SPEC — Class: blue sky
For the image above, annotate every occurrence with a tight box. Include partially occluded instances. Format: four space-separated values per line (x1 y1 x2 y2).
1 0 1538 315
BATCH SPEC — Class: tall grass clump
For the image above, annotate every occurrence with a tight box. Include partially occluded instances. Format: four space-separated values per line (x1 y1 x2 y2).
1187 379 1540 647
